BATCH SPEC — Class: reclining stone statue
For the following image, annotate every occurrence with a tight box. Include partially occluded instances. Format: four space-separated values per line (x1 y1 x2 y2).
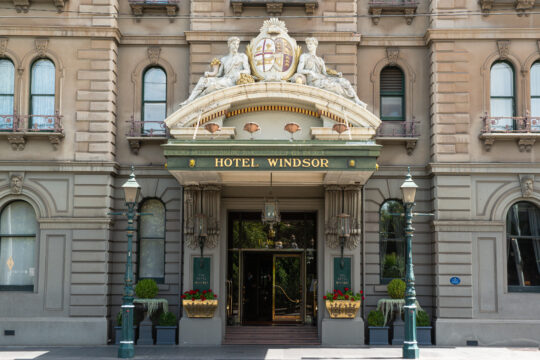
180 36 253 106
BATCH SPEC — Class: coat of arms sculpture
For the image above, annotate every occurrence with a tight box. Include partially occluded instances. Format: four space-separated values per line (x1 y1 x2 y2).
246 18 301 81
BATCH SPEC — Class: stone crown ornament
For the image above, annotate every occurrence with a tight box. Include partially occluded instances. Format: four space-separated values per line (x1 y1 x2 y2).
246 18 301 82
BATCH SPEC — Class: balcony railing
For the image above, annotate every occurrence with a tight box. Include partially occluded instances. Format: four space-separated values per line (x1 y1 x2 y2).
375 120 419 155
0 111 64 150
480 114 540 152
368 0 419 25
126 116 170 154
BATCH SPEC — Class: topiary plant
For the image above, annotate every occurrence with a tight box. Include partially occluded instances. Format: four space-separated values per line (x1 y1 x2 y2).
158 311 177 327
135 278 159 299
367 310 385 327
387 278 406 299
416 310 430 327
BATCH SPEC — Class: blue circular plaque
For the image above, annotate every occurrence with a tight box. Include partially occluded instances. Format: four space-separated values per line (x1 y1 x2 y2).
450 276 461 285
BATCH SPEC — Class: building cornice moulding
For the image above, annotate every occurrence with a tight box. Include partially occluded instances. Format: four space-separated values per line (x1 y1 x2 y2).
428 162 540 175
184 31 360 44
0 161 119 173
425 28 540 43
120 35 187 46
0 26 121 42
360 36 425 47
432 220 505 232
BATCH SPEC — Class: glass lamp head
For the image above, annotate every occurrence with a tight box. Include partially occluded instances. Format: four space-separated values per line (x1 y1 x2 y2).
262 200 280 224
194 213 208 238
400 167 418 204
122 166 141 204
337 213 351 238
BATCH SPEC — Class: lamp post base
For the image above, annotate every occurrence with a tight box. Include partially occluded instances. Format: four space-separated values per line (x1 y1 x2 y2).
403 342 419 359
118 343 134 358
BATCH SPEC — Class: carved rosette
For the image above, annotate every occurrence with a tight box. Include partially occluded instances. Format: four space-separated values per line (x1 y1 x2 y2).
184 185 222 250
325 185 361 250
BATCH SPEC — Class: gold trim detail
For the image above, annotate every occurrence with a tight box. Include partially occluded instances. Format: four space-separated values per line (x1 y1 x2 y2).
6 256 14 271
325 300 361 319
226 105 319 119
182 299 218 318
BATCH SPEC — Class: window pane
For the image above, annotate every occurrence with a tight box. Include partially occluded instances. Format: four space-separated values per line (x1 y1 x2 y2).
0 59 15 94
0 201 38 235
380 200 405 280
144 68 166 102
31 59 55 95
139 238 165 279
507 237 540 287
490 98 514 123
491 62 514 97
31 96 55 130
140 200 165 238
143 103 166 123
531 62 540 97
531 99 540 129
139 199 165 279
0 201 37 288
0 97 14 119
381 96 403 119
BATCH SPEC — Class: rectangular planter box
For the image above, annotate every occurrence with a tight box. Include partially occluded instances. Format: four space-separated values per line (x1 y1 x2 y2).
417 326 432 345
155 326 177 345
368 326 389 345
114 326 138 345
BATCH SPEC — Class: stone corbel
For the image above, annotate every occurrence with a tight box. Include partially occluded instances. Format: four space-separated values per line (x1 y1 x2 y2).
481 135 495 151
370 8 382 25
404 8 415 25
13 0 29 13
266 2 283 16
405 139 417 155
48 133 64 150
386 47 399 66
305 2 316 15
8 134 25 151
128 139 141 154
479 0 494 15
165 4 177 21
515 0 535 16
231 2 243 16
518 137 536 152
131 4 144 19
52 0 66 12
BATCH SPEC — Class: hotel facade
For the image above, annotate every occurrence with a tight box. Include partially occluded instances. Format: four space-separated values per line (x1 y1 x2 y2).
0 0 539 347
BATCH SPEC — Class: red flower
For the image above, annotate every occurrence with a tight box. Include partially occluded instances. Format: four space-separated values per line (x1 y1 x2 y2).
181 295 186 299
213 294 217 298
189 290 196 295
360 290 363 294
191 298 195 301
208 289 212 292
362 296 365 300
345 295 349 300
338 290 343 296
201 296 206 301
344 287 349 292
323 295 327 300
333 295 338 300
350 298 354 302
202 290 207 294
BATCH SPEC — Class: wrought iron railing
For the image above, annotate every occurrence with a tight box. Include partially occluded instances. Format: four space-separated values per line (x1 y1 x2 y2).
481 114 540 133
0 111 63 133
127 116 170 138
376 120 419 137
369 0 419 7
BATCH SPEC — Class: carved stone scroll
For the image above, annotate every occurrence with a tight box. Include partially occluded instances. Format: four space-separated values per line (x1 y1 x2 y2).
325 185 362 250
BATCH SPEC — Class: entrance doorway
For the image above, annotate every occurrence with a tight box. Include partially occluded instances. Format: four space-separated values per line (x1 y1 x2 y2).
226 212 317 326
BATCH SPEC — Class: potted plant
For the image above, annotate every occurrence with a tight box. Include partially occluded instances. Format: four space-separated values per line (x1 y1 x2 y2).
387 278 406 345
155 311 177 345
367 309 389 345
181 289 218 318
323 288 364 319
416 310 432 345
134 279 160 345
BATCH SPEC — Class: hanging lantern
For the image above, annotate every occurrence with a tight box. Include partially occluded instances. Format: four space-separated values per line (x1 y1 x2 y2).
262 199 280 224
337 213 351 238
194 213 207 238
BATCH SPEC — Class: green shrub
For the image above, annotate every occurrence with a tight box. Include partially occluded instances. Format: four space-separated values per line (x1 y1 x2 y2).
135 278 159 299
387 278 406 299
416 310 430 327
159 312 177 327
116 312 122 326
367 310 385 327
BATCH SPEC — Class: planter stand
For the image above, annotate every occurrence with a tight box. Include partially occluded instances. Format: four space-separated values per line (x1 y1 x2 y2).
392 308 404 345
137 316 154 345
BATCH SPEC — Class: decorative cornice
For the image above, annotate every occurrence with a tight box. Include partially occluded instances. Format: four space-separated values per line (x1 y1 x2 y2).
425 28 540 43
184 31 360 44
0 26 121 43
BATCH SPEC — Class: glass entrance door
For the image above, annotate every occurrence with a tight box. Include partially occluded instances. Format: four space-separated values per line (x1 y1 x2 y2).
273 254 302 322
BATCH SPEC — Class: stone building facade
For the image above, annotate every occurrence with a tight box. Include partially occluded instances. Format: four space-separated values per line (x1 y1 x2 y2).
0 0 539 347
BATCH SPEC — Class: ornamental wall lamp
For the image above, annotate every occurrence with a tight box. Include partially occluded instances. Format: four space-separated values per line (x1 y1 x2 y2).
243 122 260 139
195 212 208 268
284 122 301 141
261 173 281 239
337 212 351 269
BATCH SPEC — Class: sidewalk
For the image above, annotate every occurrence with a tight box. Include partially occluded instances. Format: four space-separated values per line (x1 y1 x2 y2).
0 345 538 360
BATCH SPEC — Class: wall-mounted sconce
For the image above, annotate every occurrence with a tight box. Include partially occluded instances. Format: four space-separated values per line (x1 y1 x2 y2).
332 123 349 135
284 122 301 141
337 212 351 268
243 122 260 140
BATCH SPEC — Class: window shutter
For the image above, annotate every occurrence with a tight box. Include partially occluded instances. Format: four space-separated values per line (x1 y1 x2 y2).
381 67 403 94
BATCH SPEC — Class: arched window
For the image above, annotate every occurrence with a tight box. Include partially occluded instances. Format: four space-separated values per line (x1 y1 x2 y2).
380 66 405 121
0 59 15 129
30 59 55 130
490 61 515 130
507 201 540 292
0 201 37 291
530 62 540 131
142 67 167 135
380 200 405 283
138 199 165 282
